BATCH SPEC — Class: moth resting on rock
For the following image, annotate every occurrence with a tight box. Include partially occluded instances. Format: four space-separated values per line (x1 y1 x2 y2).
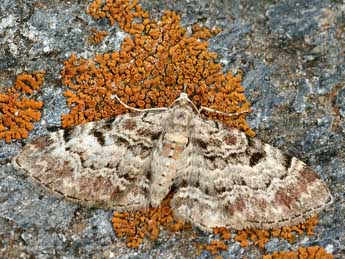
13 93 333 232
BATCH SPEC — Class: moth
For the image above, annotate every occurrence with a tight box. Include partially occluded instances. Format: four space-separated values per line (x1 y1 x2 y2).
13 92 333 232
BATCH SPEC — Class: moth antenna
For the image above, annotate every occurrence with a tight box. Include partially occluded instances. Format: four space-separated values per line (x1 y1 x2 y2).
111 94 168 112
199 106 251 117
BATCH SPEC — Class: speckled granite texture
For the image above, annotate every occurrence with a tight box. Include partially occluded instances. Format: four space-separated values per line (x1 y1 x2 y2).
0 0 344 258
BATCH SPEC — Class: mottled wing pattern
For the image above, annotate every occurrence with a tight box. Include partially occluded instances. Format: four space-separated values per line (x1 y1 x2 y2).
13 111 165 210
171 115 333 231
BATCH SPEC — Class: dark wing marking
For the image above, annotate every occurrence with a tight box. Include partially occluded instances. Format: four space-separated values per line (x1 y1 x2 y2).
171 116 333 231
13 110 167 210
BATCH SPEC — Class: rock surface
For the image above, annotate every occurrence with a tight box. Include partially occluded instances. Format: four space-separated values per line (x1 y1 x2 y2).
0 0 344 258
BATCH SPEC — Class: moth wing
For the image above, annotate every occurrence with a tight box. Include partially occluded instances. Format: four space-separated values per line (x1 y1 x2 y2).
13 111 165 210
171 116 333 231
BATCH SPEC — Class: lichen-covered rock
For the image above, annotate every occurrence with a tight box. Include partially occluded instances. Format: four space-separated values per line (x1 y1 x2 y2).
0 0 344 258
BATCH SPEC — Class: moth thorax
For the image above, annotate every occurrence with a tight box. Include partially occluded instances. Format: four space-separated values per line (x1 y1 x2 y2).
172 107 193 127
164 132 188 145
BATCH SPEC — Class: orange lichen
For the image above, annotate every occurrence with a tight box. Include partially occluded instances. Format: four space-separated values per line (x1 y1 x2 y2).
112 193 190 248
14 72 45 94
192 23 222 40
88 28 109 45
200 216 322 257
212 256 231 259
234 229 250 247
213 227 232 240
204 240 228 255
233 228 270 248
0 72 45 142
270 216 319 243
230 216 320 249
263 246 334 259
227 216 318 252
61 0 255 137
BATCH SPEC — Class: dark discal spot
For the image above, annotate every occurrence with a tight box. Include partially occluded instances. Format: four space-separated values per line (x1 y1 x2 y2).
63 127 74 142
228 198 246 216
204 186 210 195
32 135 54 149
249 152 266 166
91 129 105 146
299 167 319 183
264 179 272 189
283 154 293 169
194 138 208 149
123 119 137 130
223 134 237 145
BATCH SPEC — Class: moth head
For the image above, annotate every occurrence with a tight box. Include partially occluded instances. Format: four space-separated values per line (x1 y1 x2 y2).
171 92 199 113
